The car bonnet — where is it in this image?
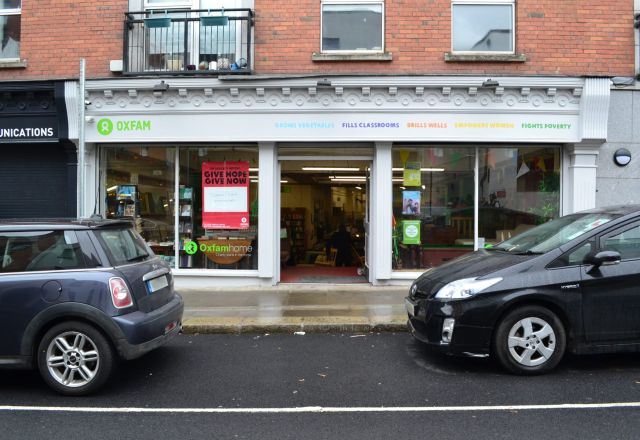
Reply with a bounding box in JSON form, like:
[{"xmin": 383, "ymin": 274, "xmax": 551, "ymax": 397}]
[{"xmin": 413, "ymin": 249, "xmax": 536, "ymax": 297}]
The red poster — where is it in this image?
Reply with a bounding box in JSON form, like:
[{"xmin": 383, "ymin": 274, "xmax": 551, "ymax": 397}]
[{"xmin": 202, "ymin": 161, "xmax": 250, "ymax": 229}]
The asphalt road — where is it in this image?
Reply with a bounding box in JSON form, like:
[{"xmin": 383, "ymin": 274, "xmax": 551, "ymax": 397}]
[{"xmin": 2, "ymin": 332, "xmax": 640, "ymax": 439}]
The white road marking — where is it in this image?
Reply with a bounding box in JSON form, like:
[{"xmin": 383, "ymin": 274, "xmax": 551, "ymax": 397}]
[{"xmin": 1, "ymin": 402, "xmax": 640, "ymax": 414}]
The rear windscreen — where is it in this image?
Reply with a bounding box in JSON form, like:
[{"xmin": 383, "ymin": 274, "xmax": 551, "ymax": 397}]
[{"xmin": 96, "ymin": 227, "xmax": 151, "ymax": 266}]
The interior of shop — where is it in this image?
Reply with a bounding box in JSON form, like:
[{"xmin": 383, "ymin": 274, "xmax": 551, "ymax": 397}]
[
  {"xmin": 104, "ymin": 145, "xmax": 260, "ymax": 271},
  {"xmin": 279, "ymin": 160, "xmax": 369, "ymax": 284},
  {"xmin": 391, "ymin": 145, "xmax": 560, "ymax": 271}
]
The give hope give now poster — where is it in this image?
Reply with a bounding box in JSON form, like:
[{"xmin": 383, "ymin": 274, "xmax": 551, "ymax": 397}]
[{"xmin": 202, "ymin": 161, "xmax": 250, "ymax": 229}]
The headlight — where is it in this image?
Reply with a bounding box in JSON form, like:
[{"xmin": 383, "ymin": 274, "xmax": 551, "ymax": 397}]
[{"xmin": 434, "ymin": 277, "xmax": 502, "ymax": 300}]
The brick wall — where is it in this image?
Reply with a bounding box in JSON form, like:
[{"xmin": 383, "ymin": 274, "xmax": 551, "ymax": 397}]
[
  {"xmin": 0, "ymin": 0, "xmax": 634, "ymax": 81},
  {"xmin": 255, "ymin": 0, "xmax": 637, "ymax": 76},
  {"xmin": 0, "ymin": 0, "xmax": 127, "ymax": 81}
]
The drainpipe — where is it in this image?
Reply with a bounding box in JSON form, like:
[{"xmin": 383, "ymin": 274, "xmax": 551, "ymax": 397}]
[{"xmin": 78, "ymin": 59, "xmax": 86, "ymax": 218}]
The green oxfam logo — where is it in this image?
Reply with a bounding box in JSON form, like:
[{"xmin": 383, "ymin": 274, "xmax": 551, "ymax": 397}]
[
  {"xmin": 97, "ymin": 118, "xmax": 114, "ymax": 136},
  {"xmin": 184, "ymin": 241, "xmax": 198, "ymax": 255},
  {"xmin": 96, "ymin": 118, "xmax": 151, "ymax": 136}
]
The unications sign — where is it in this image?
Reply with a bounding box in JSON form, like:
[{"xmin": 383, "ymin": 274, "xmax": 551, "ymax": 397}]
[{"xmin": 0, "ymin": 116, "xmax": 58, "ymax": 143}]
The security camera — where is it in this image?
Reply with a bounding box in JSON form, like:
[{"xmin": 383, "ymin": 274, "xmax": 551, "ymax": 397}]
[
  {"xmin": 84, "ymin": 99, "xmax": 92, "ymax": 106},
  {"xmin": 85, "ymin": 116, "xmax": 95, "ymax": 123}
]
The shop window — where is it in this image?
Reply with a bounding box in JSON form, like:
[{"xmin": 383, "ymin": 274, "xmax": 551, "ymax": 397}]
[
  {"xmin": 478, "ymin": 147, "xmax": 560, "ymax": 246},
  {"xmin": 0, "ymin": 0, "xmax": 21, "ymax": 60},
  {"xmin": 451, "ymin": 0, "xmax": 514, "ymax": 53},
  {"xmin": 178, "ymin": 147, "xmax": 258, "ymax": 270},
  {"xmin": 104, "ymin": 147, "xmax": 177, "ymax": 267},
  {"xmin": 392, "ymin": 146, "xmax": 476, "ymax": 271},
  {"xmin": 321, "ymin": 1, "xmax": 384, "ymax": 52}
]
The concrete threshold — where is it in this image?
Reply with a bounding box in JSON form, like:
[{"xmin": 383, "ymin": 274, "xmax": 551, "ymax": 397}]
[
  {"xmin": 178, "ymin": 283, "xmax": 410, "ymax": 334},
  {"xmin": 182, "ymin": 316, "xmax": 408, "ymax": 334}
]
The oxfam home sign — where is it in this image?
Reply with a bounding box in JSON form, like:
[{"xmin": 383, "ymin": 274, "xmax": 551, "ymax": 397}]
[{"xmin": 97, "ymin": 118, "xmax": 151, "ymax": 136}]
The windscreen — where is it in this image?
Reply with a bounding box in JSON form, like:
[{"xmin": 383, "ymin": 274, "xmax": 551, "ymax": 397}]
[
  {"xmin": 96, "ymin": 227, "xmax": 151, "ymax": 266},
  {"xmin": 492, "ymin": 213, "xmax": 618, "ymax": 254}
]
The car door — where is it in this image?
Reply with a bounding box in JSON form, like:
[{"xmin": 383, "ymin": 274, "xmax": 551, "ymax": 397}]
[
  {"xmin": 0, "ymin": 230, "xmax": 88, "ymax": 356},
  {"xmin": 581, "ymin": 220, "xmax": 640, "ymax": 344}
]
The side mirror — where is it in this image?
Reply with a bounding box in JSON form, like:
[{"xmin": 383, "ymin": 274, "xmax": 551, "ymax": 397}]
[{"xmin": 583, "ymin": 250, "xmax": 621, "ymax": 267}]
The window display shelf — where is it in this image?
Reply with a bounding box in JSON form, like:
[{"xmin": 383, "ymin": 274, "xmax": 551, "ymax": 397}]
[{"xmin": 178, "ymin": 185, "xmax": 194, "ymax": 268}]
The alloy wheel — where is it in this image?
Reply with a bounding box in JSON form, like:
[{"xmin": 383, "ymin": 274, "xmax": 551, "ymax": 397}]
[
  {"xmin": 45, "ymin": 331, "xmax": 100, "ymax": 388},
  {"xmin": 507, "ymin": 316, "xmax": 556, "ymax": 367}
]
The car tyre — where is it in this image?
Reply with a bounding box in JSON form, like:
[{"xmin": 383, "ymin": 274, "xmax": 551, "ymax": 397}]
[
  {"xmin": 493, "ymin": 305, "xmax": 566, "ymax": 375},
  {"xmin": 37, "ymin": 321, "xmax": 115, "ymax": 396}
]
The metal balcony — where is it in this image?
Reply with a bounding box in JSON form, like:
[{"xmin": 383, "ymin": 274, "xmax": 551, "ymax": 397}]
[{"xmin": 123, "ymin": 8, "xmax": 253, "ymax": 75}]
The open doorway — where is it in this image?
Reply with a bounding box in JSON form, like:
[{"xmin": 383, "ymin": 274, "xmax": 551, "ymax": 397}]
[{"xmin": 279, "ymin": 159, "xmax": 370, "ymax": 284}]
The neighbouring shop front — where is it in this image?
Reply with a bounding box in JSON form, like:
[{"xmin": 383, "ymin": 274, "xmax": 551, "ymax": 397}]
[
  {"xmin": 83, "ymin": 76, "xmax": 610, "ymax": 287},
  {"xmin": 0, "ymin": 81, "xmax": 76, "ymax": 219}
]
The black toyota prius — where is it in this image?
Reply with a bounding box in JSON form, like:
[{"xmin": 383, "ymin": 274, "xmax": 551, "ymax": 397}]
[{"xmin": 405, "ymin": 204, "xmax": 640, "ymax": 375}]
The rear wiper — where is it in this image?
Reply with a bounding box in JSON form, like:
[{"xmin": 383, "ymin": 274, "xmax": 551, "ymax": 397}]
[{"xmin": 127, "ymin": 253, "xmax": 149, "ymax": 262}]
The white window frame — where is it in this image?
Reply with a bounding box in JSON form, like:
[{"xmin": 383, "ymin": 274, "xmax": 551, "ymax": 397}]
[
  {"xmin": 320, "ymin": 0, "xmax": 385, "ymax": 54},
  {"xmin": 451, "ymin": 0, "xmax": 515, "ymax": 55},
  {"xmin": 144, "ymin": 0, "xmax": 195, "ymax": 8},
  {"xmin": 0, "ymin": 1, "xmax": 21, "ymax": 61}
]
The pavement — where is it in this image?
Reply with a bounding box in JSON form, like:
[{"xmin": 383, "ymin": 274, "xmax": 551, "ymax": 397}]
[{"xmin": 180, "ymin": 284, "xmax": 410, "ymax": 334}]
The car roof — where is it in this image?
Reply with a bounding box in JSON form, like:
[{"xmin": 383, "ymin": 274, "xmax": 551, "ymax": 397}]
[
  {"xmin": 578, "ymin": 204, "xmax": 640, "ymax": 217},
  {"xmin": 0, "ymin": 217, "xmax": 134, "ymax": 231}
]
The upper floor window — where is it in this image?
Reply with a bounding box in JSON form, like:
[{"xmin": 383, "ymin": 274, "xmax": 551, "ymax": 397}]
[
  {"xmin": 0, "ymin": 0, "xmax": 20, "ymax": 60},
  {"xmin": 451, "ymin": 0, "xmax": 514, "ymax": 54},
  {"xmin": 321, "ymin": 1, "xmax": 384, "ymax": 53},
  {"xmin": 137, "ymin": 0, "xmax": 251, "ymax": 72}
]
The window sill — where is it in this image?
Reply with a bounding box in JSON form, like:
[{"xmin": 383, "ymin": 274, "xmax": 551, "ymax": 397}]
[
  {"xmin": 444, "ymin": 53, "xmax": 526, "ymax": 62},
  {"xmin": 312, "ymin": 52, "xmax": 393, "ymax": 62},
  {"xmin": 0, "ymin": 59, "xmax": 27, "ymax": 69}
]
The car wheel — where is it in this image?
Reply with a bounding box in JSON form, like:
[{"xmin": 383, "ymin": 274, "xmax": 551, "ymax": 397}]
[
  {"xmin": 493, "ymin": 306, "xmax": 566, "ymax": 375},
  {"xmin": 37, "ymin": 321, "xmax": 115, "ymax": 396}
]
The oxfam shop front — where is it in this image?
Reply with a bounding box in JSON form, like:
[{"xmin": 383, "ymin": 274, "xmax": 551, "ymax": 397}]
[{"xmin": 83, "ymin": 76, "xmax": 610, "ymax": 288}]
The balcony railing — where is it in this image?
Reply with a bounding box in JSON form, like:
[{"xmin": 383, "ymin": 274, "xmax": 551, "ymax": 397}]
[{"xmin": 124, "ymin": 8, "xmax": 253, "ymax": 75}]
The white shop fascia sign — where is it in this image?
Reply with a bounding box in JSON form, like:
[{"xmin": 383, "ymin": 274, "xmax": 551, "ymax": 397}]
[{"xmin": 87, "ymin": 113, "xmax": 580, "ymax": 143}]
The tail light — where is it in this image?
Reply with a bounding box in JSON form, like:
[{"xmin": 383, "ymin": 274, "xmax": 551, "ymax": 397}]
[{"xmin": 109, "ymin": 277, "xmax": 133, "ymax": 309}]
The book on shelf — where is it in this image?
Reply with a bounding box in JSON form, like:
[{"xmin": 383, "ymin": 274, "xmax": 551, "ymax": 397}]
[
  {"xmin": 179, "ymin": 186, "xmax": 193, "ymax": 200},
  {"xmin": 180, "ymin": 204, "xmax": 192, "ymax": 216}
]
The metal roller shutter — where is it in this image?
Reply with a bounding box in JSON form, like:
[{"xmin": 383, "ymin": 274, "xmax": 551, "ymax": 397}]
[{"xmin": 0, "ymin": 143, "xmax": 76, "ymax": 219}]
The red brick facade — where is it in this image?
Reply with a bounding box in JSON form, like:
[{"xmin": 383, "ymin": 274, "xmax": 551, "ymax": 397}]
[
  {"xmin": 254, "ymin": 0, "xmax": 636, "ymax": 76},
  {"xmin": 0, "ymin": 0, "xmax": 126, "ymax": 81},
  {"xmin": 0, "ymin": 0, "xmax": 635, "ymax": 81}
]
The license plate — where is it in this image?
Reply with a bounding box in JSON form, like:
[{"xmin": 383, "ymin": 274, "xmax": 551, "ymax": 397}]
[
  {"xmin": 147, "ymin": 275, "xmax": 168, "ymax": 293},
  {"xmin": 404, "ymin": 298, "xmax": 417, "ymax": 317}
]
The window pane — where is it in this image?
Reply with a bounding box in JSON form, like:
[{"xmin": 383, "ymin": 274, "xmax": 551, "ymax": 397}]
[
  {"xmin": 322, "ymin": 4, "xmax": 382, "ymax": 51},
  {"xmin": 452, "ymin": 4, "xmax": 513, "ymax": 52},
  {"xmin": 178, "ymin": 147, "xmax": 258, "ymax": 270},
  {"xmin": 603, "ymin": 225, "xmax": 640, "ymax": 261},
  {"xmin": 199, "ymin": 19, "xmax": 237, "ymax": 64},
  {"xmin": 105, "ymin": 147, "xmax": 177, "ymax": 268},
  {"xmin": 392, "ymin": 146, "xmax": 475, "ymax": 271},
  {"xmin": 146, "ymin": 12, "xmax": 191, "ymax": 70},
  {"xmin": 0, "ymin": 1, "xmax": 20, "ymax": 9},
  {"xmin": 0, "ymin": 231, "xmax": 86, "ymax": 272},
  {"xmin": 478, "ymin": 147, "xmax": 560, "ymax": 247},
  {"xmin": 0, "ymin": 15, "xmax": 20, "ymax": 59}
]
